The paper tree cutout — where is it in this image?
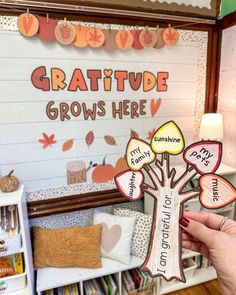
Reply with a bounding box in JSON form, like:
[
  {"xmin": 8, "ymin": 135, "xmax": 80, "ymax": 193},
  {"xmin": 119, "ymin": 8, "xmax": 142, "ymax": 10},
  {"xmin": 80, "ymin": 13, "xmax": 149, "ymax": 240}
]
[{"xmin": 115, "ymin": 120, "xmax": 228, "ymax": 282}]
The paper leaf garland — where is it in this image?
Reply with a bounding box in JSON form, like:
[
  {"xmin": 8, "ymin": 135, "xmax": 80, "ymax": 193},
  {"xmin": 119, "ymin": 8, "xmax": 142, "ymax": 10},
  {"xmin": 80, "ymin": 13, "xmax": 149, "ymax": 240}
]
[
  {"xmin": 163, "ymin": 27, "xmax": 179, "ymax": 46},
  {"xmin": 151, "ymin": 121, "xmax": 184, "ymax": 155},
  {"xmin": 87, "ymin": 28, "xmax": 105, "ymax": 48},
  {"xmin": 115, "ymin": 170, "xmax": 144, "ymax": 201},
  {"xmin": 139, "ymin": 29, "xmax": 157, "ymax": 48},
  {"xmin": 55, "ymin": 23, "xmax": 76, "ymax": 45},
  {"xmin": 131, "ymin": 30, "xmax": 144, "ymax": 50},
  {"xmin": 183, "ymin": 141, "xmax": 222, "ymax": 174},
  {"xmin": 37, "ymin": 16, "xmax": 57, "ymax": 41},
  {"xmin": 199, "ymin": 174, "xmax": 236, "ymax": 209},
  {"xmin": 116, "ymin": 30, "xmax": 134, "ymax": 50},
  {"xmin": 17, "ymin": 13, "xmax": 39, "ymax": 37},
  {"xmin": 73, "ymin": 25, "xmax": 89, "ymax": 48},
  {"xmin": 126, "ymin": 138, "xmax": 155, "ymax": 171}
]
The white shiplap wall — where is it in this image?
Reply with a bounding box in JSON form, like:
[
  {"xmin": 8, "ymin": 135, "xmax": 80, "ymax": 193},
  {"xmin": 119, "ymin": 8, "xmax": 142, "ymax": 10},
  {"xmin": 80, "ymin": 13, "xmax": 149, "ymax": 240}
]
[{"xmin": 0, "ymin": 28, "xmax": 207, "ymax": 194}]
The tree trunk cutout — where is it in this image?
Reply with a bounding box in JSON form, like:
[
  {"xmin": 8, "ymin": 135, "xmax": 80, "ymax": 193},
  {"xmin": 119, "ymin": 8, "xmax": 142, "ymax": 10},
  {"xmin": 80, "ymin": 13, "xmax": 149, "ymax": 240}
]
[{"xmin": 67, "ymin": 160, "xmax": 91, "ymax": 184}]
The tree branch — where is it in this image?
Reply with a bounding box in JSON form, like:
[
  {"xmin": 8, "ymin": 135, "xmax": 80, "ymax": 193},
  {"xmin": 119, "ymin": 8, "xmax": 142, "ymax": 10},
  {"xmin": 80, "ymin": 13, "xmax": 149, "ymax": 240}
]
[
  {"xmin": 174, "ymin": 166, "xmax": 198, "ymax": 193},
  {"xmin": 143, "ymin": 183, "xmax": 158, "ymax": 199},
  {"xmin": 169, "ymin": 168, "xmax": 176, "ymax": 183},
  {"xmin": 161, "ymin": 153, "xmax": 170, "ymax": 183},
  {"xmin": 143, "ymin": 164, "xmax": 162, "ymax": 188},
  {"xmin": 180, "ymin": 188, "xmax": 200, "ymax": 202}
]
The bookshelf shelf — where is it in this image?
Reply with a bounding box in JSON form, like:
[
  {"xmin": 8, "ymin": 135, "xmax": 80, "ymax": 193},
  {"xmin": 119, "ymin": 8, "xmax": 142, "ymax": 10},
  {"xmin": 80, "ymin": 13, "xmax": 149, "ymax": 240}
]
[
  {"xmin": 37, "ymin": 256, "xmax": 144, "ymax": 293},
  {"xmin": 0, "ymin": 186, "xmax": 34, "ymax": 295}
]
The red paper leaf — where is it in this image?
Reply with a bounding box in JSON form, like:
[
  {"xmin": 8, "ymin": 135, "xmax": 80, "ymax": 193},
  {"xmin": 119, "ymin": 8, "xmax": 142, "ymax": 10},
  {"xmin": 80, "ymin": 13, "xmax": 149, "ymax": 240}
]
[
  {"xmin": 130, "ymin": 129, "xmax": 139, "ymax": 139},
  {"xmin": 62, "ymin": 139, "xmax": 74, "ymax": 152},
  {"xmin": 104, "ymin": 135, "xmax": 117, "ymax": 146},
  {"xmin": 86, "ymin": 131, "xmax": 94, "ymax": 147},
  {"xmin": 147, "ymin": 128, "xmax": 156, "ymax": 140},
  {"xmin": 38, "ymin": 133, "xmax": 57, "ymax": 149},
  {"xmin": 150, "ymin": 98, "xmax": 161, "ymax": 117}
]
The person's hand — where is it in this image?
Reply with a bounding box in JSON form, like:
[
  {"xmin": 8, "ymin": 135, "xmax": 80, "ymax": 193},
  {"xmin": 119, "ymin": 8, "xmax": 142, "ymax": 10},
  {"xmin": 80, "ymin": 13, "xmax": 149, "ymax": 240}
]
[{"xmin": 179, "ymin": 212, "xmax": 236, "ymax": 295}]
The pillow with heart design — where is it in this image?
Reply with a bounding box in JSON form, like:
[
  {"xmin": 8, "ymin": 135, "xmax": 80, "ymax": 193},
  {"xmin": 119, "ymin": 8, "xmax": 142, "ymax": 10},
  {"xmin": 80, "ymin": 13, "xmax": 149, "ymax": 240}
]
[{"xmin": 93, "ymin": 212, "xmax": 136, "ymax": 264}]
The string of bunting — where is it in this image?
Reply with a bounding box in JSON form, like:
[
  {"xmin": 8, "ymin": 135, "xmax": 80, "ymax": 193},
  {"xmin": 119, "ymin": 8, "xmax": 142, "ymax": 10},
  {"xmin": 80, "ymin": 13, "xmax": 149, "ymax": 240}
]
[{"xmin": 16, "ymin": 10, "xmax": 181, "ymax": 50}]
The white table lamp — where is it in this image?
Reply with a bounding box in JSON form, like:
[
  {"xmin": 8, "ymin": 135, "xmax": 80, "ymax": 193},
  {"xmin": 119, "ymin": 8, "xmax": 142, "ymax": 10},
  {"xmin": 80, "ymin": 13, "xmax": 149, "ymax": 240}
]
[{"xmin": 199, "ymin": 113, "xmax": 224, "ymax": 140}]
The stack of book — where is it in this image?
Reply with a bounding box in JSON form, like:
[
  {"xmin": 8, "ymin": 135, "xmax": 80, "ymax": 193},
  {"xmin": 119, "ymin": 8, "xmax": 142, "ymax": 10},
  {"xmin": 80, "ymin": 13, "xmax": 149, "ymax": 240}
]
[
  {"xmin": 84, "ymin": 275, "xmax": 118, "ymax": 295},
  {"xmin": 0, "ymin": 253, "xmax": 24, "ymax": 278},
  {"xmin": 122, "ymin": 268, "xmax": 153, "ymax": 292},
  {"xmin": 0, "ymin": 205, "xmax": 19, "ymax": 238}
]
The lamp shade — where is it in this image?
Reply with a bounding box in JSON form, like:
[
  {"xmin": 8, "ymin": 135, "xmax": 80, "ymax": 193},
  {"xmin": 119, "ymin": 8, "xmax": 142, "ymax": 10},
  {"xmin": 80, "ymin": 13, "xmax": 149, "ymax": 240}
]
[{"xmin": 199, "ymin": 113, "xmax": 224, "ymax": 140}]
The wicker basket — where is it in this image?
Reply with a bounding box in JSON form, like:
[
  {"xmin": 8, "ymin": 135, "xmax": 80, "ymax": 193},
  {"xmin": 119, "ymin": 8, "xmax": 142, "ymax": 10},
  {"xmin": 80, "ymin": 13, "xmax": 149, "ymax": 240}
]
[
  {"xmin": 0, "ymin": 234, "xmax": 21, "ymax": 256},
  {"xmin": 125, "ymin": 282, "xmax": 154, "ymax": 295}
]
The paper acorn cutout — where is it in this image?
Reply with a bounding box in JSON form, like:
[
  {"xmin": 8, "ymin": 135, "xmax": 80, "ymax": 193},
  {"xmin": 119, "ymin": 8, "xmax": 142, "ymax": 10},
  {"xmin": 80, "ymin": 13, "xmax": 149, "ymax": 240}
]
[
  {"xmin": 87, "ymin": 28, "xmax": 105, "ymax": 48},
  {"xmin": 139, "ymin": 28, "xmax": 157, "ymax": 48},
  {"xmin": 116, "ymin": 30, "xmax": 134, "ymax": 50},
  {"xmin": 115, "ymin": 120, "xmax": 235, "ymax": 282},
  {"xmin": 73, "ymin": 25, "xmax": 89, "ymax": 48},
  {"xmin": 17, "ymin": 12, "xmax": 39, "ymax": 37},
  {"xmin": 55, "ymin": 22, "xmax": 76, "ymax": 45}
]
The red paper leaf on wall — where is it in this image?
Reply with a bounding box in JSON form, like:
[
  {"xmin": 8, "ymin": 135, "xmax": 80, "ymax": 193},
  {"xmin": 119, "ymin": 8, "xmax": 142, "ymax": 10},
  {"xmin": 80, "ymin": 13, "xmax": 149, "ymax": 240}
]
[
  {"xmin": 147, "ymin": 128, "xmax": 156, "ymax": 140},
  {"xmin": 150, "ymin": 98, "xmax": 161, "ymax": 117},
  {"xmin": 130, "ymin": 129, "xmax": 139, "ymax": 139},
  {"xmin": 62, "ymin": 139, "xmax": 74, "ymax": 152},
  {"xmin": 104, "ymin": 135, "xmax": 117, "ymax": 146},
  {"xmin": 86, "ymin": 131, "xmax": 95, "ymax": 147},
  {"xmin": 38, "ymin": 133, "xmax": 57, "ymax": 148}
]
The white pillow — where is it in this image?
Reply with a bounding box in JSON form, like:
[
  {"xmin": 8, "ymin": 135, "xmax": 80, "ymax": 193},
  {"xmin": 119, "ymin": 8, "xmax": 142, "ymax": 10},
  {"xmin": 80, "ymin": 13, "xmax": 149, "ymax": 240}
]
[
  {"xmin": 93, "ymin": 212, "xmax": 136, "ymax": 264},
  {"xmin": 113, "ymin": 208, "xmax": 153, "ymax": 259}
]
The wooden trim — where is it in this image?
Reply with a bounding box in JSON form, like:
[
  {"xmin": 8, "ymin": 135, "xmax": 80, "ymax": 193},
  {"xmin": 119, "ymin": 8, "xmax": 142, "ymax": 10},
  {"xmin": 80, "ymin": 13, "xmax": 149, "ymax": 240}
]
[
  {"xmin": 219, "ymin": 11, "xmax": 236, "ymax": 29},
  {"xmin": 27, "ymin": 189, "xmax": 135, "ymax": 218}
]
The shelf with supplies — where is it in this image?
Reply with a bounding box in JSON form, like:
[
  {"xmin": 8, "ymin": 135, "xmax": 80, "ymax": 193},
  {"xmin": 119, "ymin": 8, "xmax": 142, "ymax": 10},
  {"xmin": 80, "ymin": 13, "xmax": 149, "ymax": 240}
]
[
  {"xmin": 144, "ymin": 163, "xmax": 236, "ymax": 294},
  {"xmin": 0, "ymin": 185, "xmax": 34, "ymax": 295}
]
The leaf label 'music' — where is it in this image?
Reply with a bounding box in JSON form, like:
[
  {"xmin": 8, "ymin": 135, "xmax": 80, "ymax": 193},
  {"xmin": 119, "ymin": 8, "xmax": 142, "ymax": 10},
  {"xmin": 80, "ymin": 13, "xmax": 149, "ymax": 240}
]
[
  {"xmin": 126, "ymin": 139, "xmax": 155, "ymax": 171},
  {"xmin": 183, "ymin": 141, "xmax": 222, "ymax": 174},
  {"xmin": 115, "ymin": 170, "xmax": 144, "ymax": 201}
]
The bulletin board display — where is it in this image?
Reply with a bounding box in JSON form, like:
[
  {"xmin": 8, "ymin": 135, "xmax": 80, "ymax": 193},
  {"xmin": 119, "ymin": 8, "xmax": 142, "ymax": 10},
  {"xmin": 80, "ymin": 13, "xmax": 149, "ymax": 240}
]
[{"xmin": 0, "ymin": 16, "xmax": 207, "ymax": 197}]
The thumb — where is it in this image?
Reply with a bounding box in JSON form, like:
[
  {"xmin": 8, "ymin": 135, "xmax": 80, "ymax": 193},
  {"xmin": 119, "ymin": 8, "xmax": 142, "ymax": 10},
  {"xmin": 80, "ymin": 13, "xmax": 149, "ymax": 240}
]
[{"xmin": 179, "ymin": 217, "xmax": 216, "ymax": 247}]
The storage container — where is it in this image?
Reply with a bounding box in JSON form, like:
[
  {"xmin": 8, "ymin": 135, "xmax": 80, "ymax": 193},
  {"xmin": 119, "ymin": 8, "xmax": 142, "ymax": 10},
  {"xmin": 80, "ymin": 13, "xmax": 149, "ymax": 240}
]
[
  {"xmin": 124, "ymin": 282, "xmax": 154, "ymax": 295},
  {"xmin": 0, "ymin": 273, "xmax": 26, "ymax": 293},
  {"xmin": 0, "ymin": 234, "xmax": 21, "ymax": 256}
]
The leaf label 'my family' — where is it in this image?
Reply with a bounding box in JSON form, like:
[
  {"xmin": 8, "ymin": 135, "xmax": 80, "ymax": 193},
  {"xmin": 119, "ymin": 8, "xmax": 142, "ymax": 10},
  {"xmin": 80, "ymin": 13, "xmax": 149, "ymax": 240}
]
[
  {"xmin": 183, "ymin": 141, "xmax": 222, "ymax": 174},
  {"xmin": 126, "ymin": 138, "xmax": 155, "ymax": 171}
]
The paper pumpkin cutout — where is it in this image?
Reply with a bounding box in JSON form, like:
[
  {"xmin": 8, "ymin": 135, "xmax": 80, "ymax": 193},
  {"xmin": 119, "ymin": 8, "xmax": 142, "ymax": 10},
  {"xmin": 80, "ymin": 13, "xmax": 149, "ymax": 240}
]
[
  {"xmin": 103, "ymin": 29, "xmax": 117, "ymax": 51},
  {"xmin": 73, "ymin": 25, "xmax": 89, "ymax": 48},
  {"xmin": 116, "ymin": 30, "xmax": 134, "ymax": 50},
  {"xmin": 200, "ymin": 174, "xmax": 236, "ymax": 209},
  {"xmin": 151, "ymin": 121, "xmax": 185, "ymax": 155},
  {"xmin": 131, "ymin": 30, "xmax": 144, "ymax": 50},
  {"xmin": 163, "ymin": 27, "xmax": 179, "ymax": 46},
  {"xmin": 183, "ymin": 141, "xmax": 222, "ymax": 175},
  {"xmin": 37, "ymin": 16, "xmax": 57, "ymax": 41},
  {"xmin": 139, "ymin": 29, "xmax": 157, "ymax": 48},
  {"xmin": 154, "ymin": 28, "xmax": 165, "ymax": 49},
  {"xmin": 55, "ymin": 23, "xmax": 76, "ymax": 45},
  {"xmin": 115, "ymin": 170, "xmax": 144, "ymax": 201},
  {"xmin": 17, "ymin": 13, "xmax": 39, "ymax": 37},
  {"xmin": 126, "ymin": 138, "xmax": 155, "ymax": 171},
  {"xmin": 87, "ymin": 28, "xmax": 105, "ymax": 48}
]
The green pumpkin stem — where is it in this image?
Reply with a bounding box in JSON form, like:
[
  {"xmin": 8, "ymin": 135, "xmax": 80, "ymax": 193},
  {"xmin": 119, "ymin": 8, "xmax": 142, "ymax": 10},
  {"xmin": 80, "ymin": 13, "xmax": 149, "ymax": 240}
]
[{"xmin": 102, "ymin": 156, "xmax": 107, "ymax": 166}]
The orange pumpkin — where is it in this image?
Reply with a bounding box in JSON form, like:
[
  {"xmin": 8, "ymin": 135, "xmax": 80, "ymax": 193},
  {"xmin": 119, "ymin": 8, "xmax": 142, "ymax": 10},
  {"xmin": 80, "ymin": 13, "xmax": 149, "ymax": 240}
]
[
  {"xmin": 114, "ymin": 156, "xmax": 129, "ymax": 175},
  {"xmin": 92, "ymin": 156, "xmax": 115, "ymax": 183}
]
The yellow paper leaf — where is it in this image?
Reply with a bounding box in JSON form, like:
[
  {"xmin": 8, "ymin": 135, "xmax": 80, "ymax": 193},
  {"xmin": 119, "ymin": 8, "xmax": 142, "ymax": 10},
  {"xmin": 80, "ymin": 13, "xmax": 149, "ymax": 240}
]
[{"xmin": 151, "ymin": 121, "xmax": 185, "ymax": 155}]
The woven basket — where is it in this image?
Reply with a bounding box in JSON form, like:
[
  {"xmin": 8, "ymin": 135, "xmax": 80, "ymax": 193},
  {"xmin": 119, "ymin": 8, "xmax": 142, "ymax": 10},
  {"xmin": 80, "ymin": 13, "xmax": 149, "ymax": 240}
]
[
  {"xmin": 0, "ymin": 234, "xmax": 21, "ymax": 256},
  {"xmin": 125, "ymin": 282, "xmax": 154, "ymax": 295}
]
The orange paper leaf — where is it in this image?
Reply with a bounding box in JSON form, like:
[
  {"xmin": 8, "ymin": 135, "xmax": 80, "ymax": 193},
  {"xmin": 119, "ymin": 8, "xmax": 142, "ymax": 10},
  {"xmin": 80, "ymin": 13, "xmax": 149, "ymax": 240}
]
[
  {"xmin": 62, "ymin": 139, "xmax": 74, "ymax": 152},
  {"xmin": 104, "ymin": 135, "xmax": 117, "ymax": 146},
  {"xmin": 130, "ymin": 129, "xmax": 139, "ymax": 139}
]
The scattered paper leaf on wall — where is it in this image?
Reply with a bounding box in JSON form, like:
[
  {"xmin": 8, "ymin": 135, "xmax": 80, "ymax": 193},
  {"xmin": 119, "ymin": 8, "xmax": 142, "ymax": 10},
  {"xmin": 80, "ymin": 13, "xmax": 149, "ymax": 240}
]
[
  {"xmin": 38, "ymin": 133, "xmax": 57, "ymax": 149},
  {"xmin": 86, "ymin": 131, "xmax": 95, "ymax": 147},
  {"xmin": 130, "ymin": 129, "xmax": 139, "ymax": 138},
  {"xmin": 62, "ymin": 139, "xmax": 74, "ymax": 152},
  {"xmin": 104, "ymin": 135, "xmax": 117, "ymax": 146},
  {"xmin": 147, "ymin": 128, "xmax": 156, "ymax": 140}
]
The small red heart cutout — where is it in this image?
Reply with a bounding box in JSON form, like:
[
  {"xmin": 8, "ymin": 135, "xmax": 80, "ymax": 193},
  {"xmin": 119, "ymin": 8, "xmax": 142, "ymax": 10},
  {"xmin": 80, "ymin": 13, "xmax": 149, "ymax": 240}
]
[
  {"xmin": 200, "ymin": 174, "xmax": 236, "ymax": 209},
  {"xmin": 115, "ymin": 170, "xmax": 144, "ymax": 201},
  {"xmin": 183, "ymin": 141, "xmax": 222, "ymax": 174}
]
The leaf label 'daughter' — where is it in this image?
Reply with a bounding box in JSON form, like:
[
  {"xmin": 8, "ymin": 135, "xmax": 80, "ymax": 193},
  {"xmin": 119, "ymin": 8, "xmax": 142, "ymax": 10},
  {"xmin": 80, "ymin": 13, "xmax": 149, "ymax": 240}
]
[
  {"xmin": 126, "ymin": 138, "xmax": 155, "ymax": 171},
  {"xmin": 183, "ymin": 141, "xmax": 222, "ymax": 174},
  {"xmin": 151, "ymin": 121, "xmax": 184, "ymax": 155}
]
